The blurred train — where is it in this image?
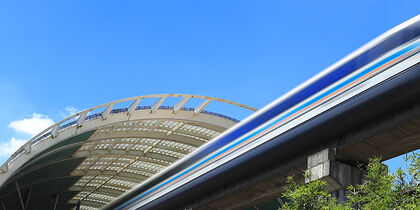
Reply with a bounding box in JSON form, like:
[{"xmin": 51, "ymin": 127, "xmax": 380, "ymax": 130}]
[{"xmin": 107, "ymin": 15, "xmax": 420, "ymax": 210}]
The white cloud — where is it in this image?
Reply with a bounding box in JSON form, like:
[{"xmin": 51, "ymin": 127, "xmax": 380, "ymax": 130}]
[
  {"xmin": 60, "ymin": 105, "xmax": 80, "ymax": 118},
  {"xmin": 0, "ymin": 137, "xmax": 27, "ymax": 157},
  {"xmin": 8, "ymin": 113, "xmax": 54, "ymax": 137},
  {"xmin": 2, "ymin": 106, "xmax": 79, "ymax": 159},
  {"xmin": 65, "ymin": 105, "xmax": 79, "ymax": 116}
]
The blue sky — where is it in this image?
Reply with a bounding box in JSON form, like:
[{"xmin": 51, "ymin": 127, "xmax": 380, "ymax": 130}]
[{"xmin": 0, "ymin": 1, "xmax": 419, "ymax": 172}]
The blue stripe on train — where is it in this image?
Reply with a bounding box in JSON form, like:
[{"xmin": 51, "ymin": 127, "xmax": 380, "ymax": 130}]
[{"xmin": 120, "ymin": 23, "xmax": 420, "ymax": 209}]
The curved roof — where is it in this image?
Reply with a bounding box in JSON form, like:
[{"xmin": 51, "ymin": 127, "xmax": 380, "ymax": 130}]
[{"xmin": 0, "ymin": 94, "xmax": 256, "ymax": 210}]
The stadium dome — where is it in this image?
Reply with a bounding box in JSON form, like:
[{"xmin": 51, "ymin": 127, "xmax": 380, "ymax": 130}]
[{"xmin": 0, "ymin": 94, "xmax": 256, "ymax": 210}]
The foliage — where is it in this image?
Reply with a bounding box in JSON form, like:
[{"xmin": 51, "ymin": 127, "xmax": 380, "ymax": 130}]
[
  {"xmin": 282, "ymin": 152, "xmax": 420, "ymax": 210},
  {"xmin": 346, "ymin": 158, "xmax": 397, "ymax": 209},
  {"xmin": 282, "ymin": 172, "xmax": 350, "ymax": 210}
]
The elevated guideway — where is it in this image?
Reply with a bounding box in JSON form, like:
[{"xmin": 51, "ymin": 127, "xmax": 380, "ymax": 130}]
[{"xmin": 111, "ymin": 15, "xmax": 420, "ymax": 210}]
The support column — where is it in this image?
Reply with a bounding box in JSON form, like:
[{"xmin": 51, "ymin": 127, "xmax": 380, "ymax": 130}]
[
  {"xmin": 1, "ymin": 200, "xmax": 6, "ymax": 210},
  {"xmin": 15, "ymin": 181, "xmax": 25, "ymax": 210},
  {"xmin": 53, "ymin": 193, "xmax": 59, "ymax": 210},
  {"xmin": 24, "ymin": 185, "xmax": 32, "ymax": 210},
  {"xmin": 76, "ymin": 200, "xmax": 81, "ymax": 210},
  {"xmin": 306, "ymin": 148, "xmax": 365, "ymax": 201}
]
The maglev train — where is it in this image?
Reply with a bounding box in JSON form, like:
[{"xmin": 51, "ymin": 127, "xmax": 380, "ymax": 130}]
[{"xmin": 107, "ymin": 15, "xmax": 420, "ymax": 210}]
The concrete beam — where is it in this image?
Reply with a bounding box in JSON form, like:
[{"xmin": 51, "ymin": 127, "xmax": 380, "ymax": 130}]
[
  {"xmin": 186, "ymin": 155, "xmax": 307, "ymax": 209},
  {"xmin": 306, "ymin": 148, "xmax": 365, "ymax": 202}
]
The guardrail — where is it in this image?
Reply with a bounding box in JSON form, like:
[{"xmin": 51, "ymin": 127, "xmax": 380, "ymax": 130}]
[{"xmin": 0, "ymin": 94, "xmax": 257, "ymax": 174}]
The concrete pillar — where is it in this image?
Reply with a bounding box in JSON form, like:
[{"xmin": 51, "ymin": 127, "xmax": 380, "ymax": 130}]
[{"xmin": 306, "ymin": 148, "xmax": 365, "ymax": 201}]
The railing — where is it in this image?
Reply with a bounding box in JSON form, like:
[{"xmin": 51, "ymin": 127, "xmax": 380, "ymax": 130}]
[{"xmin": 0, "ymin": 94, "xmax": 257, "ymax": 174}]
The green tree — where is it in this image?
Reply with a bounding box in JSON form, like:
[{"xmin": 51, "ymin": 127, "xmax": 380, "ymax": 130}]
[
  {"xmin": 346, "ymin": 158, "xmax": 396, "ymax": 209},
  {"xmin": 282, "ymin": 152, "xmax": 420, "ymax": 210},
  {"xmin": 282, "ymin": 172, "xmax": 350, "ymax": 210}
]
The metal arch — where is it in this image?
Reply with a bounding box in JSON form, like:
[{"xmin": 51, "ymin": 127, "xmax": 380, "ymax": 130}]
[
  {"xmin": 1, "ymin": 94, "xmax": 256, "ymax": 175},
  {"xmin": 15, "ymin": 117, "xmax": 224, "ymax": 178},
  {"xmin": 0, "ymin": 117, "xmax": 229, "ymax": 188},
  {"xmin": 0, "ymin": 94, "xmax": 256, "ymax": 210}
]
